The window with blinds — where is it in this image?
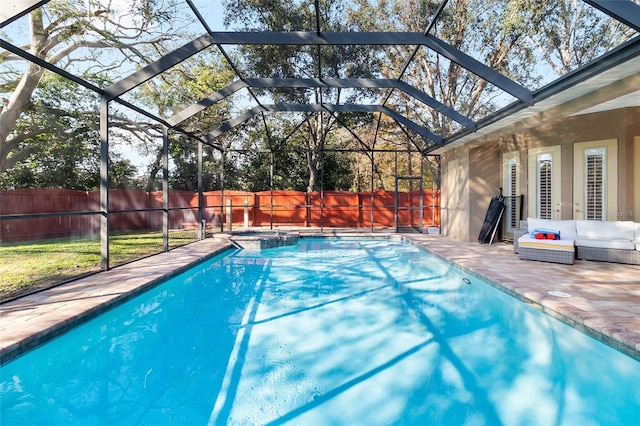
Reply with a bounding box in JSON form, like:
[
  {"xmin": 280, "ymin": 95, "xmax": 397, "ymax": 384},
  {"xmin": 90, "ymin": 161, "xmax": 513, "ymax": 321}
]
[
  {"xmin": 538, "ymin": 155, "xmax": 552, "ymax": 219},
  {"xmin": 585, "ymin": 148, "xmax": 605, "ymax": 220}
]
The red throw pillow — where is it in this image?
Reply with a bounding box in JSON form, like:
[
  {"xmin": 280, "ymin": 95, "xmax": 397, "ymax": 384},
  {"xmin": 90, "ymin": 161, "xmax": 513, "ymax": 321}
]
[
  {"xmin": 547, "ymin": 234, "xmax": 555, "ymax": 240},
  {"xmin": 535, "ymin": 233, "xmax": 545, "ymax": 239}
]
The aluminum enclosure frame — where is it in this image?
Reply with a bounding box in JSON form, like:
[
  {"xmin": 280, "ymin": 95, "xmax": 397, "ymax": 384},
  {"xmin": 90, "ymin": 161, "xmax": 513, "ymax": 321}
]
[{"xmin": 1, "ymin": 0, "xmax": 640, "ymax": 272}]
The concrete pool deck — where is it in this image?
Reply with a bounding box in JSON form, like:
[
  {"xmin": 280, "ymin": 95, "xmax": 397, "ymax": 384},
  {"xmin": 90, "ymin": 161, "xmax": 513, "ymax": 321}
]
[{"xmin": 2, "ymin": 230, "xmax": 640, "ymax": 364}]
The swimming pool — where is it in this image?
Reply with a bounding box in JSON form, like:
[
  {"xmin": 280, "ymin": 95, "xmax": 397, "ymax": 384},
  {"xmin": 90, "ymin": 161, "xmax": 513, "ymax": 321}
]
[{"xmin": 2, "ymin": 238, "xmax": 640, "ymax": 425}]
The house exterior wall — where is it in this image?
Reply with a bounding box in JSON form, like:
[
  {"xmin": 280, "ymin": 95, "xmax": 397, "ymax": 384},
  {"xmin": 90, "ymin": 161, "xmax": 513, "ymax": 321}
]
[
  {"xmin": 441, "ymin": 147, "xmax": 469, "ymax": 241},
  {"xmin": 468, "ymin": 143, "xmax": 501, "ymax": 241},
  {"xmin": 441, "ymin": 106, "xmax": 640, "ymax": 241}
]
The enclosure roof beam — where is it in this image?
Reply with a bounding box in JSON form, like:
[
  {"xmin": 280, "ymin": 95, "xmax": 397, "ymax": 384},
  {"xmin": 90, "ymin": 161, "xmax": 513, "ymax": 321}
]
[
  {"xmin": 326, "ymin": 112, "xmax": 373, "ymax": 153},
  {"xmin": 183, "ymin": 0, "xmax": 266, "ymax": 117},
  {"xmin": 280, "ymin": 113, "xmax": 315, "ymax": 149},
  {"xmin": 220, "ymin": 31, "xmax": 531, "ymax": 102},
  {"xmin": 207, "ymin": 104, "xmax": 442, "ymax": 145},
  {"xmin": 6, "ymin": 0, "xmax": 636, "ymax": 153},
  {"xmin": 396, "ymin": 0, "xmax": 449, "ymax": 81},
  {"xmin": 1, "ymin": 39, "xmax": 103, "ymax": 94},
  {"xmin": 360, "ymin": 106, "xmax": 441, "ymax": 146},
  {"xmin": 110, "ymin": 30, "xmax": 532, "ymax": 106},
  {"xmin": 168, "ymin": 77, "xmax": 475, "ymax": 129},
  {"xmin": 0, "ymin": 41, "xmax": 210, "ymax": 148},
  {"xmin": 392, "ymin": 117, "xmax": 429, "ymax": 153},
  {"xmin": 252, "ymin": 78, "xmax": 473, "ymax": 126},
  {"xmin": 206, "ymin": 107, "xmax": 264, "ymax": 142},
  {"xmin": 167, "ymin": 80, "xmax": 248, "ymax": 126},
  {"xmin": 395, "ymin": 81, "xmax": 474, "ymax": 128},
  {"xmin": 439, "ymin": 35, "xmax": 640, "ymax": 153},
  {"xmin": 421, "ymin": 34, "xmax": 533, "ymax": 105},
  {"xmin": 104, "ymin": 34, "xmax": 215, "ymax": 100},
  {"xmin": 184, "ymin": 0, "xmax": 213, "ymax": 34},
  {"xmin": 205, "ymin": 31, "xmax": 531, "ymax": 104},
  {"xmin": 583, "ymin": 0, "xmax": 640, "ymax": 32},
  {"xmin": 107, "ymin": 30, "xmax": 427, "ymax": 102}
]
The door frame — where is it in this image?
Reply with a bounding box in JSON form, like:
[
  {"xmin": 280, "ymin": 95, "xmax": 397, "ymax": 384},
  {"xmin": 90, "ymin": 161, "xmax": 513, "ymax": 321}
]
[
  {"xmin": 527, "ymin": 146, "xmax": 562, "ymax": 219},
  {"xmin": 572, "ymin": 139, "xmax": 617, "ymax": 220}
]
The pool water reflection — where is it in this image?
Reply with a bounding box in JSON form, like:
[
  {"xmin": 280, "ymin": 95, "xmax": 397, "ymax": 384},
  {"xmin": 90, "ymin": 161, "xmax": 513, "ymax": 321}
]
[{"xmin": 2, "ymin": 238, "xmax": 639, "ymax": 425}]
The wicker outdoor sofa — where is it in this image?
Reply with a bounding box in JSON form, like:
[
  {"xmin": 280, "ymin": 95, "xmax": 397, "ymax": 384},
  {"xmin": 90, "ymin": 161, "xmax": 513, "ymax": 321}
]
[{"xmin": 514, "ymin": 218, "xmax": 640, "ymax": 265}]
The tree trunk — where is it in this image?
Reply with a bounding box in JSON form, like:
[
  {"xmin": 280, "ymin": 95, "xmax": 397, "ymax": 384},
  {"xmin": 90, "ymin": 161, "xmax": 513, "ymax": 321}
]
[
  {"xmin": 145, "ymin": 148, "xmax": 163, "ymax": 192},
  {"xmin": 0, "ymin": 10, "xmax": 48, "ymax": 174}
]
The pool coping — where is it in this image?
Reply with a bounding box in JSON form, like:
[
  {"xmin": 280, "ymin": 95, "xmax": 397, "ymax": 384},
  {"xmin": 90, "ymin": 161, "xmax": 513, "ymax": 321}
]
[
  {"xmin": 401, "ymin": 234, "xmax": 640, "ymax": 361},
  {"xmin": 2, "ymin": 230, "xmax": 640, "ymax": 364},
  {"xmin": 0, "ymin": 237, "xmax": 235, "ymax": 364},
  {"xmin": 0, "ymin": 231, "xmax": 396, "ymax": 364}
]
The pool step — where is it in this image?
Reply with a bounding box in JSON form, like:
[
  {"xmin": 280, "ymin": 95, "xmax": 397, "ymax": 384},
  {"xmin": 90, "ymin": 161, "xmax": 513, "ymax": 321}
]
[{"xmin": 230, "ymin": 232, "xmax": 299, "ymax": 250}]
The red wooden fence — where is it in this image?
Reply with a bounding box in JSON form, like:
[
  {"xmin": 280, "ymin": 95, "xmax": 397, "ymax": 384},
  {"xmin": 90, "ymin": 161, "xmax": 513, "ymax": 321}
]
[{"xmin": 0, "ymin": 188, "xmax": 440, "ymax": 242}]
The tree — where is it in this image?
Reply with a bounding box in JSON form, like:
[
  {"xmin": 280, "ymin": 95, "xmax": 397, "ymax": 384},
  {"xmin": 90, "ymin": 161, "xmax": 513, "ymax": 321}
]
[
  {"xmin": 356, "ymin": 0, "xmax": 635, "ymax": 139},
  {"xmin": 0, "ymin": 0, "xmax": 184, "ymax": 181},
  {"xmin": 228, "ymin": 116, "xmax": 310, "ymax": 192},
  {"xmin": 358, "ymin": 0, "xmax": 550, "ymax": 137},
  {"xmin": 228, "ymin": 111, "xmax": 361, "ymax": 192},
  {"xmin": 134, "ymin": 53, "xmax": 236, "ymax": 191},
  {"xmin": 0, "ymin": 72, "xmax": 138, "ymax": 189},
  {"xmin": 530, "ymin": 0, "xmax": 637, "ymax": 74},
  {"xmin": 109, "ymin": 154, "xmax": 141, "ymax": 190},
  {"xmin": 223, "ymin": 0, "xmax": 382, "ymax": 191}
]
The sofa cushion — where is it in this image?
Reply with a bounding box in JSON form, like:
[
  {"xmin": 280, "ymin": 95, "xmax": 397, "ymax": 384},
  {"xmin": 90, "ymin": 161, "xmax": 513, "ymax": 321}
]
[
  {"xmin": 526, "ymin": 218, "xmax": 576, "ymax": 239},
  {"xmin": 575, "ymin": 238, "xmax": 636, "ymax": 250},
  {"xmin": 576, "ymin": 220, "xmax": 636, "ymax": 241},
  {"xmin": 518, "ymin": 234, "xmax": 575, "ymax": 252}
]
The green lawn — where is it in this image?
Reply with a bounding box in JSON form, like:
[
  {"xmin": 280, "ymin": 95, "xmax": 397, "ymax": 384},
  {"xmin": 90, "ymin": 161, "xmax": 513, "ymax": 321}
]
[{"xmin": 0, "ymin": 230, "xmax": 200, "ymax": 301}]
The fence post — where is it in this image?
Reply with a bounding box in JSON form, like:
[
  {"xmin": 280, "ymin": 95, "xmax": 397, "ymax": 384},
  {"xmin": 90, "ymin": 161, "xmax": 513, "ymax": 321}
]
[
  {"xmin": 243, "ymin": 198, "xmax": 249, "ymax": 228},
  {"xmin": 226, "ymin": 198, "xmax": 232, "ymax": 231}
]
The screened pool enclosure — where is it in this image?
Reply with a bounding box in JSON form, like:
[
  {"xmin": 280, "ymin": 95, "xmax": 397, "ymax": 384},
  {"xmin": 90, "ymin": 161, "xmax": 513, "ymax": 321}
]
[{"xmin": 1, "ymin": 0, "xmax": 639, "ymax": 298}]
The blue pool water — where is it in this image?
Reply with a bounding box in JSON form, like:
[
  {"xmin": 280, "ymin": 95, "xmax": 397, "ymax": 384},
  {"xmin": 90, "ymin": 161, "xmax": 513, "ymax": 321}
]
[{"xmin": 2, "ymin": 238, "xmax": 640, "ymax": 425}]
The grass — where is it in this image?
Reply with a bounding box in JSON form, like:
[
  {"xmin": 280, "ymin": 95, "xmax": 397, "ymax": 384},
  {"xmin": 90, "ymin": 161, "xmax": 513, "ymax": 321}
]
[{"xmin": 0, "ymin": 230, "xmax": 200, "ymax": 301}]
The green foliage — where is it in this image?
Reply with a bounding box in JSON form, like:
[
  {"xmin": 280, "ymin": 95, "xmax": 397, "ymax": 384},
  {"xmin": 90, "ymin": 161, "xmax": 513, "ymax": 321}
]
[
  {"xmin": 133, "ymin": 52, "xmax": 235, "ymax": 191},
  {"xmin": 220, "ymin": 0, "xmax": 382, "ymax": 192},
  {"xmin": 0, "ymin": 0, "xmax": 188, "ymax": 185},
  {"xmin": 228, "ymin": 116, "xmax": 360, "ymax": 192},
  {"xmin": 110, "ymin": 155, "xmax": 142, "ymax": 190},
  {"xmin": 166, "ymin": 137, "xmax": 222, "ymax": 191},
  {"xmin": 3, "ymin": 0, "xmax": 635, "ymax": 195},
  {"xmin": 0, "ymin": 73, "xmax": 141, "ymax": 190},
  {"xmin": 137, "ymin": 52, "xmax": 235, "ymax": 120},
  {"xmin": 321, "ymin": 151, "xmax": 356, "ymax": 191},
  {"xmin": 234, "ymin": 149, "xmax": 309, "ymax": 192}
]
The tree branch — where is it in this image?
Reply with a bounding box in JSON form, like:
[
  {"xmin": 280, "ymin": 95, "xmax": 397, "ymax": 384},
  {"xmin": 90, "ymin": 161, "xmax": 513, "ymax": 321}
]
[
  {"xmin": 0, "ymin": 144, "xmax": 39, "ymax": 174},
  {"xmin": 0, "ymin": 128, "xmax": 43, "ymax": 159}
]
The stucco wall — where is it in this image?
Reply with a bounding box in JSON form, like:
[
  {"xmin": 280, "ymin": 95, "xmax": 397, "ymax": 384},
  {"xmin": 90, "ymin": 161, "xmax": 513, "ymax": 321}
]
[
  {"xmin": 468, "ymin": 143, "xmax": 501, "ymax": 241},
  {"xmin": 516, "ymin": 107, "xmax": 638, "ymax": 221},
  {"xmin": 440, "ymin": 106, "xmax": 640, "ymax": 241},
  {"xmin": 441, "ymin": 147, "xmax": 469, "ymax": 241}
]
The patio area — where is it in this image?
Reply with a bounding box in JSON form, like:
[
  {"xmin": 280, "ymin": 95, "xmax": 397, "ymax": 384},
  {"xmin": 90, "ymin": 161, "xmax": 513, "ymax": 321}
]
[
  {"xmin": 2, "ymin": 231, "xmax": 640, "ymax": 364},
  {"xmin": 406, "ymin": 233, "xmax": 640, "ymax": 360}
]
